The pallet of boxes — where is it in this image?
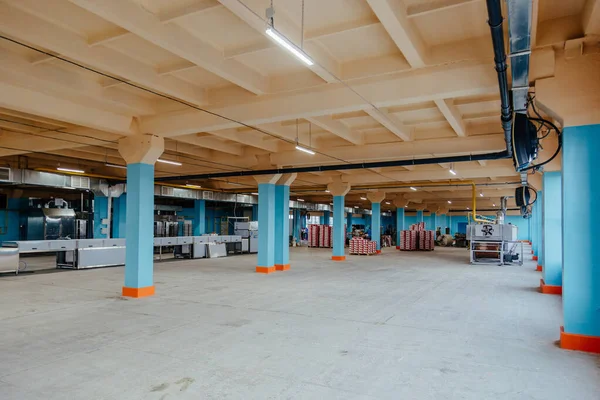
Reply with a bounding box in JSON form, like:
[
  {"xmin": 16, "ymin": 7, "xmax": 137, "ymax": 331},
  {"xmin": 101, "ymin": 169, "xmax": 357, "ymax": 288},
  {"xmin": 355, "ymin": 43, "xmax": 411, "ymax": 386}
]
[
  {"xmin": 349, "ymin": 237, "xmax": 377, "ymax": 255},
  {"xmin": 308, "ymin": 224, "xmax": 332, "ymax": 248},
  {"xmin": 399, "ymin": 222, "xmax": 435, "ymax": 251}
]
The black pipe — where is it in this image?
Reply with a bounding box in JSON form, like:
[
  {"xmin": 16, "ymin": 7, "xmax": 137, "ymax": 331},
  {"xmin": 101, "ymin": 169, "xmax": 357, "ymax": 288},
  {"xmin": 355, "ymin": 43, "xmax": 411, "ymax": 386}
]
[
  {"xmin": 158, "ymin": 151, "xmax": 509, "ymax": 182},
  {"xmin": 486, "ymin": 0, "xmax": 513, "ymax": 158}
]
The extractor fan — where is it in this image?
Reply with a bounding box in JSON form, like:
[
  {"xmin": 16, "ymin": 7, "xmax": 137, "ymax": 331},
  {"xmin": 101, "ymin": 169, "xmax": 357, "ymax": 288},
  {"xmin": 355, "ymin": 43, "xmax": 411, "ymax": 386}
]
[
  {"xmin": 515, "ymin": 185, "xmax": 536, "ymax": 219},
  {"xmin": 512, "ymin": 113, "xmax": 539, "ymax": 171}
]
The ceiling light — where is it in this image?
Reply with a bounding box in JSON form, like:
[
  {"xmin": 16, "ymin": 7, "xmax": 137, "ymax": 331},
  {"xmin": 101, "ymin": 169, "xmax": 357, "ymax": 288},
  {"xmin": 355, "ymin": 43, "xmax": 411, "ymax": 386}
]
[
  {"xmin": 105, "ymin": 163, "xmax": 127, "ymax": 170},
  {"xmin": 385, "ymin": 201, "xmax": 391, "ymax": 205},
  {"xmin": 447, "ymin": 200, "xmax": 452, "ymax": 204},
  {"xmin": 467, "ymin": 207, "xmax": 470, "ymax": 210},
  {"xmin": 57, "ymin": 167, "xmax": 84, "ymax": 174},
  {"xmin": 410, "ymin": 187, "xmax": 417, "ymax": 191},
  {"xmin": 360, "ymin": 197, "xmax": 367, "ymax": 200},
  {"xmin": 354, "ymin": 205, "xmax": 359, "ymax": 208},
  {"xmin": 295, "ymin": 145, "xmax": 315, "ymax": 155},
  {"xmin": 330, "ymin": 203, "xmax": 333, "ymax": 205},
  {"xmin": 297, "ymin": 198, "xmax": 305, "ymax": 202},
  {"xmin": 325, "ymin": 189, "xmax": 330, "ymax": 193},
  {"xmin": 404, "ymin": 205, "xmax": 408, "ymax": 208},
  {"xmin": 266, "ymin": 28, "xmax": 314, "ymax": 66},
  {"xmin": 480, "ymin": 192, "xmax": 484, "ymax": 197},
  {"xmin": 157, "ymin": 158, "xmax": 182, "ymax": 166},
  {"xmin": 251, "ymin": 192, "xmax": 259, "ymax": 195},
  {"xmin": 185, "ymin": 184, "xmax": 202, "ymax": 189},
  {"xmin": 449, "ymin": 169, "xmax": 457, "ymax": 175},
  {"xmin": 493, "ymin": 203, "xmax": 496, "ymax": 207}
]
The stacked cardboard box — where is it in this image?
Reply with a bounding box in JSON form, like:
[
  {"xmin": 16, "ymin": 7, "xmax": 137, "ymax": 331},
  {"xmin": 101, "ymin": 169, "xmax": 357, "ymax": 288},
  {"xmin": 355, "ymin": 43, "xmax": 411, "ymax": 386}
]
[
  {"xmin": 308, "ymin": 224, "xmax": 320, "ymax": 247},
  {"xmin": 349, "ymin": 237, "xmax": 377, "ymax": 255},
  {"xmin": 419, "ymin": 230, "xmax": 435, "ymax": 251},
  {"xmin": 399, "ymin": 230, "xmax": 418, "ymax": 251}
]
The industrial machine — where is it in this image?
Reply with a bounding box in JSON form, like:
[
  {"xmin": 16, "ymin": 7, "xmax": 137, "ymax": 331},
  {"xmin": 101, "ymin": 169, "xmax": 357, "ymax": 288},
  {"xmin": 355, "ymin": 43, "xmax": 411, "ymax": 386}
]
[
  {"xmin": 25, "ymin": 208, "xmax": 76, "ymax": 240},
  {"xmin": 234, "ymin": 221, "xmax": 258, "ymax": 253},
  {"xmin": 467, "ymin": 224, "xmax": 522, "ymax": 266}
]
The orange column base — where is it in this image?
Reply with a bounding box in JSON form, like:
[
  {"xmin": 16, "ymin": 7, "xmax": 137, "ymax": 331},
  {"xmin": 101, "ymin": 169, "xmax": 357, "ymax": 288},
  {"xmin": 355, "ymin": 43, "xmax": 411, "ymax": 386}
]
[
  {"xmin": 539, "ymin": 279, "xmax": 562, "ymax": 295},
  {"xmin": 256, "ymin": 266, "xmax": 276, "ymax": 274},
  {"xmin": 376, "ymin": 250, "xmax": 382, "ymax": 254},
  {"xmin": 275, "ymin": 264, "xmax": 290, "ymax": 271},
  {"xmin": 560, "ymin": 327, "xmax": 600, "ymax": 354},
  {"xmin": 122, "ymin": 286, "xmax": 155, "ymax": 298},
  {"xmin": 532, "ymin": 255, "xmax": 538, "ymax": 261},
  {"xmin": 396, "ymin": 246, "xmax": 400, "ymax": 250},
  {"xmin": 331, "ymin": 256, "xmax": 345, "ymax": 261},
  {"xmin": 536, "ymin": 265, "xmax": 542, "ymax": 272}
]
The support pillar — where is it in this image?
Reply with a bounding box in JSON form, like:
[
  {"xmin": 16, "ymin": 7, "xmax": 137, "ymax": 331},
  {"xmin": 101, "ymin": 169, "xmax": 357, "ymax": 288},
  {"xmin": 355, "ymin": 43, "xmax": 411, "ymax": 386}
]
[
  {"xmin": 93, "ymin": 195, "xmax": 109, "ymax": 239},
  {"xmin": 193, "ymin": 199, "xmax": 206, "ymax": 236},
  {"xmin": 537, "ymin": 191, "xmax": 544, "ymax": 270},
  {"xmin": 293, "ymin": 208, "xmax": 301, "ymax": 240},
  {"xmin": 560, "ymin": 124, "xmax": 600, "ymax": 353},
  {"xmin": 274, "ymin": 174, "xmax": 296, "ymax": 271},
  {"xmin": 251, "ymin": 204, "xmax": 258, "ymax": 221},
  {"xmin": 328, "ymin": 178, "xmax": 351, "ymax": 261},
  {"xmin": 540, "ymin": 172, "xmax": 562, "ymax": 294},
  {"xmin": 346, "ymin": 211, "xmax": 352, "ymax": 234},
  {"xmin": 367, "ymin": 191, "xmax": 386, "ymax": 252},
  {"xmin": 532, "ymin": 199, "xmax": 539, "ymax": 260},
  {"xmin": 393, "ymin": 196, "xmax": 408, "ymax": 249},
  {"xmin": 431, "ymin": 212, "xmax": 438, "ymax": 231},
  {"xmin": 255, "ymin": 173, "xmax": 282, "ymax": 273},
  {"xmin": 323, "ymin": 210, "xmax": 331, "ymax": 225},
  {"xmin": 416, "ymin": 209, "xmax": 424, "ymax": 223},
  {"xmin": 118, "ymin": 134, "xmax": 164, "ymax": 298},
  {"xmin": 112, "ymin": 194, "xmax": 126, "ymax": 238}
]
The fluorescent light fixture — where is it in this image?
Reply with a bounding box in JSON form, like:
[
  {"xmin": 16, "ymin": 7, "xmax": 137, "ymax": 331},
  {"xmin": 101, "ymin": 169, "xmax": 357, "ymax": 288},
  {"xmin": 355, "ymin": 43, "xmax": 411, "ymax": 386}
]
[
  {"xmin": 295, "ymin": 145, "xmax": 315, "ymax": 155},
  {"xmin": 266, "ymin": 28, "xmax": 314, "ymax": 66},
  {"xmin": 385, "ymin": 201, "xmax": 391, "ymax": 205},
  {"xmin": 449, "ymin": 169, "xmax": 457, "ymax": 175},
  {"xmin": 330, "ymin": 203, "xmax": 333, "ymax": 205},
  {"xmin": 447, "ymin": 200, "xmax": 452, "ymax": 204},
  {"xmin": 493, "ymin": 203, "xmax": 496, "ymax": 207},
  {"xmin": 354, "ymin": 205, "xmax": 359, "ymax": 208},
  {"xmin": 185, "ymin": 184, "xmax": 202, "ymax": 189},
  {"xmin": 57, "ymin": 167, "xmax": 84, "ymax": 174},
  {"xmin": 360, "ymin": 197, "xmax": 367, "ymax": 200},
  {"xmin": 410, "ymin": 187, "xmax": 417, "ymax": 191},
  {"xmin": 157, "ymin": 158, "xmax": 182, "ymax": 166},
  {"xmin": 480, "ymin": 192, "xmax": 484, "ymax": 197},
  {"xmin": 467, "ymin": 207, "xmax": 470, "ymax": 210},
  {"xmin": 325, "ymin": 189, "xmax": 330, "ymax": 193},
  {"xmin": 404, "ymin": 205, "xmax": 408, "ymax": 208},
  {"xmin": 297, "ymin": 198, "xmax": 305, "ymax": 202},
  {"xmin": 105, "ymin": 163, "xmax": 127, "ymax": 170},
  {"xmin": 251, "ymin": 192, "xmax": 259, "ymax": 195}
]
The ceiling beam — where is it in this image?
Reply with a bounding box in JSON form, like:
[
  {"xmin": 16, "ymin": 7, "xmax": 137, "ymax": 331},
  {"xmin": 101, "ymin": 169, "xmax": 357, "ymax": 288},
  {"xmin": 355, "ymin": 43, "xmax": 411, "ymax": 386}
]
[
  {"xmin": 67, "ymin": 0, "xmax": 268, "ymax": 95},
  {"xmin": 141, "ymin": 60, "xmax": 498, "ymax": 137},
  {"xmin": 206, "ymin": 129, "xmax": 282, "ymax": 152},
  {"xmin": 365, "ymin": 0, "xmax": 428, "ymax": 67},
  {"xmin": 582, "ymin": 0, "xmax": 600, "ymax": 35},
  {"xmin": 530, "ymin": 0, "xmax": 539, "ymax": 47},
  {"xmin": 305, "ymin": 116, "xmax": 365, "ymax": 145},
  {"xmin": 88, "ymin": 27, "xmax": 130, "ymax": 47},
  {"xmin": 173, "ymin": 134, "xmax": 244, "ymax": 156},
  {"xmin": 158, "ymin": 0, "xmax": 221, "ymax": 23},
  {"xmin": 217, "ymin": 0, "xmax": 340, "ymax": 83},
  {"xmin": 0, "ymin": 2, "xmax": 208, "ymax": 106},
  {"xmin": 365, "ymin": 108, "xmax": 413, "ymax": 141},
  {"xmin": 434, "ymin": 99, "xmax": 466, "ymax": 136},
  {"xmin": 0, "ymin": 48, "xmax": 156, "ymax": 116},
  {"xmin": 406, "ymin": 0, "xmax": 482, "ymax": 18},
  {"xmin": 0, "ymin": 80, "xmax": 134, "ymax": 135}
]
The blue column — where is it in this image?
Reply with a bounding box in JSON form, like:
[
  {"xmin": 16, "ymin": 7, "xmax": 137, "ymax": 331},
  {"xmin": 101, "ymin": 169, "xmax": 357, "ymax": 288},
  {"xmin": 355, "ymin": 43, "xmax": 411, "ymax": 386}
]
[
  {"xmin": 293, "ymin": 208, "xmax": 301, "ymax": 240},
  {"xmin": 537, "ymin": 191, "xmax": 544, "ymax": 268},
  {"xmin": 193, "ymin": 199, "xmax": 206, "ymax": 236},
  {"xmin": 542, "ymin": 172, "xmax": 562, "ymax": 289},
  {"xmin": 274, "ymin": 184, "xmax": 291, "ymax": 271},
  {"xmin": 323, "ymin": 210, "xmax": 331, "ymax": 225},
  {"xmin": 531, "ymin": 199, "xmax": 538, "ymax": 258},
  {"xmin": 396, "ymin": 207, "xmax": 405, "ymax": 249},
  {"xmin": 112, "ymin": 194, "xmax": 127, "ymax": 238},
  {"xmin": 319, "ymin": 215, "xmax": 324, "ymax": 224},
  {"xmin": 346, "ymin": 211, "xmax": 352, "ymax": 233},
  {"xmin": 372, "ymin": 202, "xmax": 381, "ymax": 251},
  {"xmin": 365, "ymin": 214, "xmax": 371, "ymax": 227},
  {"xmin": 332, "ymin": 195, "xmax": 346, "ymax": 260},
  {"xmin": 440, "ymin": 214, "xmax": 447, "ymax": 232},
  {"xmin": 123, "ymin": 163, "xmax": 155, "ymax": 298},
  {"xmin": 257, "ymin": 183, "xmax": 276, "ymax": 273},
  {"xmin": 431, "ymin": 212, "xmax": 437, "ymax": 231},
  {"xmin": 416, "ymin": 210, "xmax": 423, "ymax": 223},
  {"xmin": 561, "ymin": 124, "xmax": 600, "ymax": 352},
  {"xmin": 93, "ymin": 196, "xmax": 109, "ymax": 239},
  {"xmin": 251, "ymin": 204, "xmax": 258, "ymax": 221}
]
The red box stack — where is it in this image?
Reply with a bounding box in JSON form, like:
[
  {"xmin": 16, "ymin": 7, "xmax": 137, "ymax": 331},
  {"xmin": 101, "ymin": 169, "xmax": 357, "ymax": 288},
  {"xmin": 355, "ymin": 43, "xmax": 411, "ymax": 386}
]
[
  {"xmin": 418, "ymin": 230, "xmax": 435, "ymax": 251},
  {"xmin": 399, "ymin": 230, "xmax": 418, "ymax": 251},
  {"xmin": 410, "ymin": 222, "xmax": 425, "ymax": 231},
  {"xmin": 323, "ymin": 225, "xmax": 332, "ymax": 248},
  {"xmin": 308, "ymin": 224, "xmax": 320, "ymax": 247},
  {"xmin": 349, "ymin": 237, "xmax": 377, "ymax": 255}
]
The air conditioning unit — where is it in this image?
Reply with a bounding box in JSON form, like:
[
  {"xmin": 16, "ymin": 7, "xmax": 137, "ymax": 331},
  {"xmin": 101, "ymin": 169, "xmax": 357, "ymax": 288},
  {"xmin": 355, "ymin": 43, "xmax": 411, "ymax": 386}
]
[
  {"xmin": 161, "ymin": 186, "xmax": 174, "ymax": 197},
  {"xmin": 202, "ymin": 191, "xmax": 214, "ymax": 200},
  {"xmin": 70, "ymin": 175, "xmax": 90, "ymax": 189},
  {"xmin": 0, "ymin": 167, "xmax": 11, "ymax": 182}
]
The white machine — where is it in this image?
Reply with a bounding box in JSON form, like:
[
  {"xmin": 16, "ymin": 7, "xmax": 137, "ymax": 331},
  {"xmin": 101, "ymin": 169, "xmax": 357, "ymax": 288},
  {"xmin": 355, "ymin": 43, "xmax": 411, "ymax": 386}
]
[
  {"xmin": 467, "ymin": 223, "xmax": 522, "ymax": 266},
  {"xmin": 234, "ymin": 221, "xmax": 258, "ymax": 253}
]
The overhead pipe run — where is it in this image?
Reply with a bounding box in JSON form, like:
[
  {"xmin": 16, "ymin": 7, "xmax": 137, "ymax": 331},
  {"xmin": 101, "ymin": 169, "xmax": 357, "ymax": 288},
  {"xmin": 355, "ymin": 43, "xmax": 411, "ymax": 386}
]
[{"xmin": 486, "ymin": 0, "xmax": 513, "ymax": 158}]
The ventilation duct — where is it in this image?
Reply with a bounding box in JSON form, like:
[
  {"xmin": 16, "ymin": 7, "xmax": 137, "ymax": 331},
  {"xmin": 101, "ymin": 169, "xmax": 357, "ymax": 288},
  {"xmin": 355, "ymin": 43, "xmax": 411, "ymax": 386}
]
[{"xmin": 506, "ymin": 0, "xmax": 533, "ymax": 113}]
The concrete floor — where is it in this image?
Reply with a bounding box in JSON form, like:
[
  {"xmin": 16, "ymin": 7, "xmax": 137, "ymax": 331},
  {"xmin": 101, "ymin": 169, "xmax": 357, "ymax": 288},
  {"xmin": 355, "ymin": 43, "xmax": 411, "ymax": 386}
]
[{"xmin": 1, "ymin": 247, "xmax": 599, "ymax": 399}]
